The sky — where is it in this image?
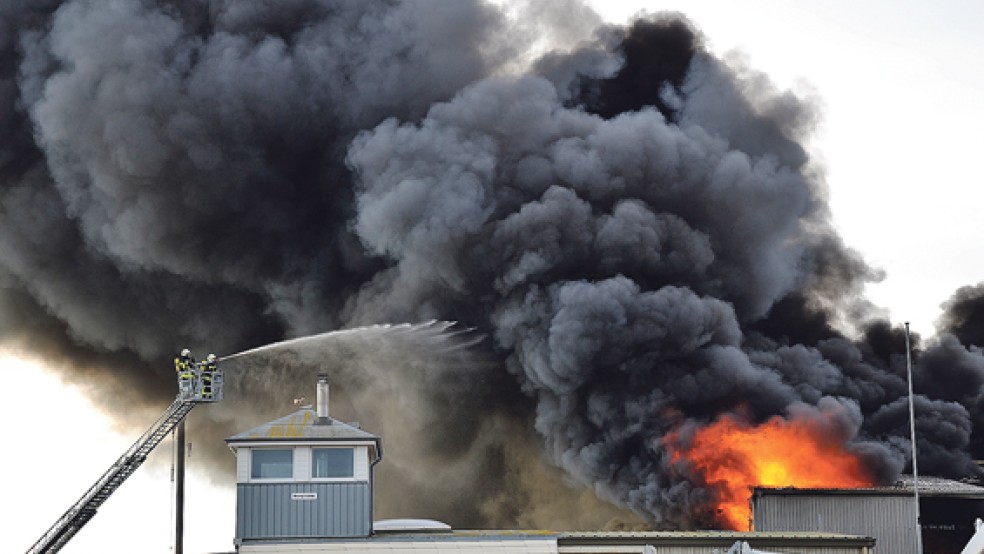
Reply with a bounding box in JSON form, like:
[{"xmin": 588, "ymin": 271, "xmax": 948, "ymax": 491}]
[
  {"xmin": 590, "ymin": 0, "xmax": 984, "ymax": 338},
  {"xmin": 7, "ymin": 352, "xmax": 236, "ymax": 553},
  {"xmin": 4, "ymin": 1, "xmax": 984, "ymax": 552}
]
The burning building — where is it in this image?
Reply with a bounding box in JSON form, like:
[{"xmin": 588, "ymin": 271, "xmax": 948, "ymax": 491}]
[
  {"xmin": 4, "ymin": 0, "xmax": 984, "ymax": 540},
  {"xmin": 752, "ymin": 476, "xmax": 984, "ymax": 554},
  {"xmin": 223, "ymin": 376, "xmax": 878, "ymax": 554}
]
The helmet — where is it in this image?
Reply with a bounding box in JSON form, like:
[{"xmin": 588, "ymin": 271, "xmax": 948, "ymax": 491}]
[
  {"xmin": 181, "ymin": 348, "xmax": 191, "ymax": 357},
  {"xmin": 206, "ymin": 353, "xmax": 216, "ymax": 362}
]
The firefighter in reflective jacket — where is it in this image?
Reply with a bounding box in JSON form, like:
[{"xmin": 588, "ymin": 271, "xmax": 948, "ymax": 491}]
[
  {"xmin": 174, "ymin": 348, "xmax": 195, "ymax": 399},
  {"xmin": 200, "ymin": 353, "xmax": 217, "ymax": 400}
]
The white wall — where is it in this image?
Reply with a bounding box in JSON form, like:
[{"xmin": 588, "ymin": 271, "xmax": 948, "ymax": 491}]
[{"xmin": 236, "ymin": 447, "xmax": 250, "ymax": 483}]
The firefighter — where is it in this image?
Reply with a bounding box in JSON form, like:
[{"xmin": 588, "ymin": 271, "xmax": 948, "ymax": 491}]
[
  {"xmin": 174, "ymin": 348, "xmax": 195, "ymax": 399},
  {"xmin": 200, "ymin": 353, "xmax": 217, "ymax": 400}
]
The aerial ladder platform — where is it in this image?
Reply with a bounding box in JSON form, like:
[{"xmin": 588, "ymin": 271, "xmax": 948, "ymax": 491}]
[{"xmin": 26, "ymin": 352, "xmax": 223, "ymax": 554}]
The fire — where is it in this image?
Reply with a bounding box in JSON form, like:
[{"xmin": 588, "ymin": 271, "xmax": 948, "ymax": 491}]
[{"xmin": 667, "ymin": 414, "xmax": 875, "ymax": 530}]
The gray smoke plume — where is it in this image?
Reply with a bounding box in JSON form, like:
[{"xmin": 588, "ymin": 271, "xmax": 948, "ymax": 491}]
[{"xmin": 3, "ymin": 0, "xmax": 984, "ymax": 531}]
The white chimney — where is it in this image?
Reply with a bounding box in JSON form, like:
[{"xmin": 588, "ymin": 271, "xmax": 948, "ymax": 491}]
[{"xmin": 317, "ymin": 373, "xmax": 330, "ymax": 423}]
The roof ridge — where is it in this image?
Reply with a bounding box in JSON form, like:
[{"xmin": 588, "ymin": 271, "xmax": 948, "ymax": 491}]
[{"xmin": 225, "ymin": 407, "xmax": 378, "ymax": 442}]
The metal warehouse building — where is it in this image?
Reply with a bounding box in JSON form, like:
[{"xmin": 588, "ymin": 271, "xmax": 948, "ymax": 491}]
[{"xmin": 751, "ymin": 476, "xmax": 984, "ymax": 554}]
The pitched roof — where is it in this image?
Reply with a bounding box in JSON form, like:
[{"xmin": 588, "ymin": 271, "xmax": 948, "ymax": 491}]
[
  {"xmin": 226, "ymin": 407, "xmax": 379, "ymax": 443},
  {"xmin": 892, "ymin": 474, "xmax": 984, "ymax": 496},
  {"xmin": 754, "ymin": 474, "xmax": 984, "ymax": 498}
]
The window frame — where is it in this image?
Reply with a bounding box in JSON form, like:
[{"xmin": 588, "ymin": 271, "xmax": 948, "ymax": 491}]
[
  {"xmin": 310, "ymin": 446, "xmax": 356, "ymax": 481},
  {"xmin": 249, "ymin": 448, "xmax": 294, "ymax": 481}
]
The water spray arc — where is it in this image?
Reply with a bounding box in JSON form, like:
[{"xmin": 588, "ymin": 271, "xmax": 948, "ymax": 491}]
[
  {"xmin": 25, "ymin": 321, "xmax": 474, "ymax": 553},
  {"xmin": 220, "ymin": 320, "xmax": 472, "ymax": 362}
]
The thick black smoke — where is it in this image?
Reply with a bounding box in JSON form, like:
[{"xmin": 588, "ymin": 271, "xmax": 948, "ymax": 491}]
[{"xmin": 3, "ymin": 0, "xmax": 984, "ymax": 531}]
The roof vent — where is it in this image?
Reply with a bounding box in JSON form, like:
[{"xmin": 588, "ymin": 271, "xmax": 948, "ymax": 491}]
[{"xmin": 373, "ymin": 519, "xmax": 452, "ymax": 533}]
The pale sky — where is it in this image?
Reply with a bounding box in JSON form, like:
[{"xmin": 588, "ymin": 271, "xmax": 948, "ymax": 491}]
[
  {"xmin": 593, "ymin": 0, "xmax": 984, "ymax": 338},
  {"xmin": 4, "ymin": 2, "xmax": 984, "ymax": 552},
  {"xmin": 6, "ymin": 353, "xmax": 236, "ymax": 553}
]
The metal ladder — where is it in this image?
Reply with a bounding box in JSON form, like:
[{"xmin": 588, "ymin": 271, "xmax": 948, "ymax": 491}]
[{"xmin": 26, "ymin": 397, "xmax": 197, "ymax": 554}]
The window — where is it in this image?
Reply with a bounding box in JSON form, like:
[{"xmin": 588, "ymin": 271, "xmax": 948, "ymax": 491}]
[
  {"xmin": 251, "ymin": 449, "xmax": 293, "ymax": 479},
  {"xmin": 312, "ymin": 447, "xmax": 354, "ymax": 479}
]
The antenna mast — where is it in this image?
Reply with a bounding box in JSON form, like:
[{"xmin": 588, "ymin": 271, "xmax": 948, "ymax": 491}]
[{"xmin": 904, "ymin": 322, "xmax": 923, "ymax": 554}]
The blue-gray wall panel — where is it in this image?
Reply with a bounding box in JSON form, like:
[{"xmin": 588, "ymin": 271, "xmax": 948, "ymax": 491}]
[
  {"xmin": 753, "ymin": 494, "xmax": 915, "ymax": 554},
  {"xmin": 236, "ymin": 481, "xmax": 370, "ymax": 541}
]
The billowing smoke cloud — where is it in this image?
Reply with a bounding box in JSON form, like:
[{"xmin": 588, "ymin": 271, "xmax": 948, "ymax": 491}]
[{"xmin": 3, "ymin": 0, "xmax": 984, "ymax": 531}]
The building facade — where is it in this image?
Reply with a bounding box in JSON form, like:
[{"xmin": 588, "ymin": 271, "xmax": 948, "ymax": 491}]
[
  {"xmin": 751, "ymin": 476, "xmax": 984, "ymax": 554},
  {"xmin": 223, "ymin": 376, "xmax": 876, "ymax": 554},
  {"xmin": 226, "ymin": 375, "xmax": 382, "ymax": 546}
]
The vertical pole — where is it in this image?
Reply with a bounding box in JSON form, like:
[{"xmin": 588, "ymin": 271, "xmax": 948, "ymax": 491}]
[
  {"xmin": 175, "ymin": 420, "xmax": 186, "ymax": 554},
  {"xmin": 904, "ymin": 322, "xmax": 923, "ymax": 554}
]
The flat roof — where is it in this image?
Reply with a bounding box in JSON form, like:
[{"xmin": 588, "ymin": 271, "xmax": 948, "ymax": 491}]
[
  {"xmin": 238, "ymin": 530, "xmax": 875, "ymax": 548},
  {"xmin": 558, "ymin": 531, "xmax": 875, "ymax": 547}
]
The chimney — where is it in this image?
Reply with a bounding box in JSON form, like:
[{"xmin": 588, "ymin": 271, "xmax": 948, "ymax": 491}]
[{"xmin": 317, "ymin": 373, "xmax": 330, "ymax": 424}]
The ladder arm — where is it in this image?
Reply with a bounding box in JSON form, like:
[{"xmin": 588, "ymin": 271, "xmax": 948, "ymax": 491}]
[{"xmin": 26, "ymin": 397, "xmax": 197, "ymax": 554}]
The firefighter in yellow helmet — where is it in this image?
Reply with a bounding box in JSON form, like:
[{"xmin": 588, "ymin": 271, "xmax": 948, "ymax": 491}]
[
  {"xmin": 174, "ymin": 348, "xmax": 195, "ymax": 399},
  {"xmin": 200, "ymin": 353, "xmax": 217, "ymax": 400}
]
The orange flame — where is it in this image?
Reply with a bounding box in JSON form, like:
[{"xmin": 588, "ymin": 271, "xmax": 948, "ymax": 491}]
[{"xmin": 667, "ymin": 414, "xmax": 874, "ymax": 530}]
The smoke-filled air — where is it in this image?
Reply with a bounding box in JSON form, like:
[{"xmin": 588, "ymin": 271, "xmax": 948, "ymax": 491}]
[{"xmin": 4, "ymin": 0, "xmax": 984, "ymax": 531}]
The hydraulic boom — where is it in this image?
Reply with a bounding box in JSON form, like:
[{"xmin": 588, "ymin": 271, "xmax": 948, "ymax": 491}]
[{"xmin": 26, "ymin": 352, "xmax": 222, "ymax": 554}]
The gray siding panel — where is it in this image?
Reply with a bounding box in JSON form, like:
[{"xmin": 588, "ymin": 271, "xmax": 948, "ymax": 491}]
[
  {"xmin": 753, "ymin": 494, "xmax": 915, "ymax": 554},
  {"xmin": 236, "ymin": 481, "xmax": 371, "ymax": 541}
]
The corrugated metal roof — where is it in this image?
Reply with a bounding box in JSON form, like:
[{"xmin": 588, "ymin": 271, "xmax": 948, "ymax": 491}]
[
  {"xmin": 558, "ymin": 531, "xmax": 875, "ymax": 548},
  {"xmin": 559, "ymin": 531, "xmax": 868, "ymax": 540},
  {"xmin": 893, "ymin": 474, "xmax": 984, "ymax": 495},
  {"xmin": 226, "ymin": 408, "xmax": 378, "ymax": 442},
  {"xmin": 557, "ymin": 531, "xmax": 875, "ymax": 551},
  {"xmin": 754, "ymin": 474, "xmax": 984, "ymax": 498}
]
